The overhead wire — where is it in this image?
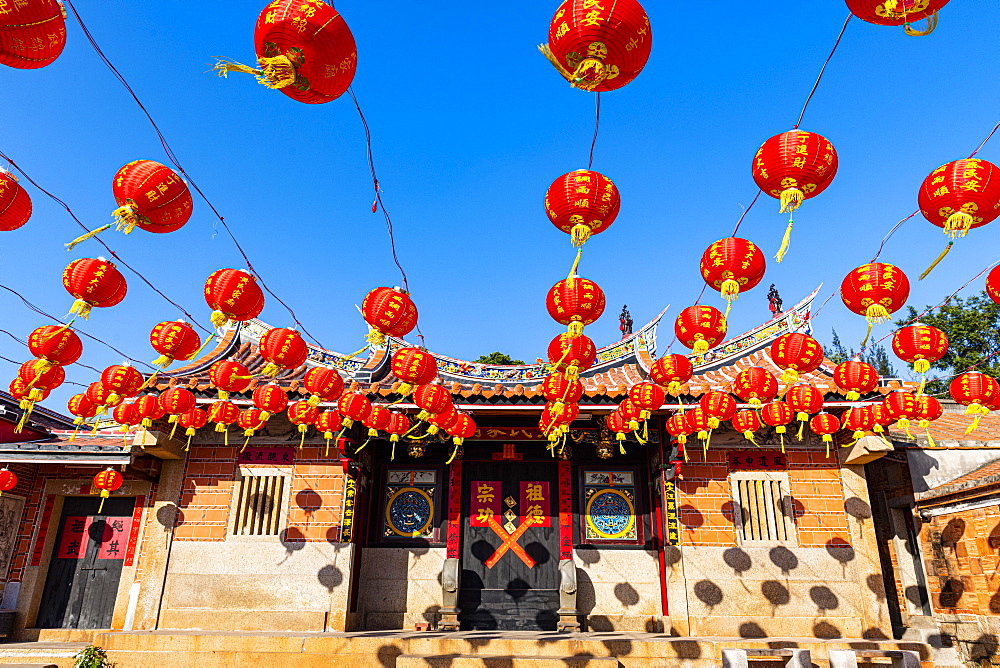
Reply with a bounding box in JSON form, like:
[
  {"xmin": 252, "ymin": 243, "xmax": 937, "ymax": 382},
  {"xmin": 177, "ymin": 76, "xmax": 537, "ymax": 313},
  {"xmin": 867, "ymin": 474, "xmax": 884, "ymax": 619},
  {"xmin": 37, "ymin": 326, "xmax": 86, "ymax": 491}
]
[
  {"xmin": 0, "ymin": 329, "xmax": 103, "ymax": 375},
  {"xmin": 588, "ymin": 93, "xmax": 602, "ymax": 170},
  {"xmin": 794, "ymin": 14, "xmax": 852, "ymax": 130}
]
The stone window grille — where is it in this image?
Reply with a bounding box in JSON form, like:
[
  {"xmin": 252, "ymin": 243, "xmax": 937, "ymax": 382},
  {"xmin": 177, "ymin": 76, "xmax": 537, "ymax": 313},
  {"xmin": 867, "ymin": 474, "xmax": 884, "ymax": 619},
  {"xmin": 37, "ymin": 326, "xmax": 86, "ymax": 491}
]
[
  {"xmin": 731, "ymin": 472, "xmax": 797, "ymax": 544},
  {"xmin": 231, "ymin": 471, "xmax": 288, "ymax": 537}
]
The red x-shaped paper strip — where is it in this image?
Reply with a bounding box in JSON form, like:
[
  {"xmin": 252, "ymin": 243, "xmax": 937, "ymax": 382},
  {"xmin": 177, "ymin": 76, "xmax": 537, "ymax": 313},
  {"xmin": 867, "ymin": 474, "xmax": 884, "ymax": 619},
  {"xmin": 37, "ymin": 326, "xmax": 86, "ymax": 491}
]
[{"xmin": 485, "ymin": 514, "xmax": 538, "ymax": 569}]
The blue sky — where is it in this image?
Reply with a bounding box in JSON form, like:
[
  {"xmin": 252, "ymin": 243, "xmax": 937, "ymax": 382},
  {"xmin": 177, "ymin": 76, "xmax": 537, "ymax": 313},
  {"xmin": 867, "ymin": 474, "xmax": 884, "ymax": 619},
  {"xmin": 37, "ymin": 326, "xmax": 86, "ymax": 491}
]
[{"xmin": 2, "ymin": 0, "xmax": 998, "ymax": 410}]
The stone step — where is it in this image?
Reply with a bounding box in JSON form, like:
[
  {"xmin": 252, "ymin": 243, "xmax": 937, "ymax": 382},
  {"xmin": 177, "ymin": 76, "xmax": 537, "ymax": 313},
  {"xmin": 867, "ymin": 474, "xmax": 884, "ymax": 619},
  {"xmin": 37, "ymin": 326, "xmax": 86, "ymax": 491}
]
[
  {"xmin": 397, "ymin": 656, "xmax": 621, "ymax": 668},
  {"xmin": 17, "ymin": 629, "xmax": 109, "ymax": 643}
]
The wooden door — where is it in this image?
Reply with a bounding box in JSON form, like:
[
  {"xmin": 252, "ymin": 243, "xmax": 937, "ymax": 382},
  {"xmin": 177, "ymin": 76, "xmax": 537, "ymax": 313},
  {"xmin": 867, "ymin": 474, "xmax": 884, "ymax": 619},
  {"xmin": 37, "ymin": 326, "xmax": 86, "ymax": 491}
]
[
  {"xmin": 459, "ymin": 462, "xmax": 559, "ymax": 631},
  {"xmin": 37, "ymin": 496, "xmax": 135, "ymax": 629}
]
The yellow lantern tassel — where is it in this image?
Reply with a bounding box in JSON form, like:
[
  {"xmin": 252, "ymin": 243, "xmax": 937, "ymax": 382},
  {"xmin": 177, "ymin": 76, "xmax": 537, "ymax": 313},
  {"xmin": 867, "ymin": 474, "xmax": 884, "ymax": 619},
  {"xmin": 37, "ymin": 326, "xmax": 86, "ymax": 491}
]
[
  {"xmin": 299, "ymin": 425, "xmax": 308, "ymax": 449},
  {"xmin": 919, "ymin": 241, "xmax": 954, "ymax": 281},
  {"xmin": 260, "ymin": 363, "xmax": 281, "ymax": 377},
  {"xmin": 903, "ymin": 12, "xmax": 939, "ymax": 36},
  {"xmin": 70, "ymin": 426, "xmax": 80, "ymax": 443},
  {"xmin": 68, "ymin": 299, "xmax": 93, "ymax": 320},
  {"xmin": 567, "ymin": 248, "xmax": 583, "ymax": 280},
  {"xmin": 15, "ymin": 402, "xmax": 33, "ymax": 433},
  {"xmin": 965, "ymin": 404, "xmax": 989, "ymax": 435},
  {"xmin": 702, "ymin": 430, "xmax": 713, "ymax": 457},
  {"xmin": 567, "ymin": 321, "xmax": 585, "ymax": 337},
  {"xmin": 223, "ymin": 428, "xmax": 229, "ymax": 448},
  {"xmin": 112, "ymin": 203, "xmax": 140, "ymax": 233},
  {"xmin": 796, "ymin": 418, "xmax": 806, "ymax": 441},
  {"xmin": 365, "ymin": 328, "xmax": 387, "ymax": 348},
  {"xmin": 32, "ymin": 358, "xmax": 54, "ymax": 375},
  {"xmin": 65, "ymin": 224, "xmax": 114, "ymax": 250},
  {"xmin": 628, "ymin": 419, "xmax": 640, "ymax": 431},
  {"xmin": 667, "ymin": 381, "xmax": 682, "ymax": 395},
  {"xmin": 185, "ymin": 434, "xmax": 193, "ymax": 451},
  {"xmin": 169, "ymin": 421, "xmax": 179, "ymax": 440},
  {"xmin": 692, "ymin": 340, "xmax": 709, "ymax": 355},
  {"xmin": 774, "ymin": 216, "xmax": 794, "ymax": 263},
  {"xmin": 446, "ymin": 442, "xmax": 462, "ymax": 465},
  {"xmin": 780, "ymin": 369, "xmax": 799, "ymax": 385},
  {"xmin": 779, "ymin": 188, "xmax": 804, "ymax": 213},
  {"xmin": 846, "ymin": 391, "xmax": 861, "ymax": 401},
  {"xmin": 570, "ymin": 224, "xmax": 592, "ymax": 247},
  {"xmin": 151, "ymin": 355, "xmax": 173, "ymax": 369},
  {"xmin": 210, "ymin": 310, "xmax": 230, "ymax": 329},
  {"xmin": 850, "ymin": 429, "xmax": 865, "ymax": 443},
  {"xmin": 777, "ymin": 427, "xmax": 786, "ymax": 453},
  {"xmin": 307, "ymin": 395, "xmax": 322, "ymax": 407},
  {"xmin": 823, "ymin": 434, "xmax": 832, "ymax": 458},
  {"xmin": 616, "ymin": 432, "xmax": 627, "ymax": 454},
  {"xmin": 945, "ymin": 211, "xmax": 974, "ymax": 237},
  {"xmin": 97, "ymin": 490, "xmax": 109, "ymax": 514},
  {"xmin": 356, "ymin": 437, "xmax": 372, "ymax": 452},
  {"xmin": 329, "ymin": 427, "xmax": 348, "ymax": 457},
  {"xmin": 898, "ymin": 418, "xmax": 913, "ymax": 439},
  {"xmin": 743, "ymin": 431, "xmax": 757, "ymax": 445}
]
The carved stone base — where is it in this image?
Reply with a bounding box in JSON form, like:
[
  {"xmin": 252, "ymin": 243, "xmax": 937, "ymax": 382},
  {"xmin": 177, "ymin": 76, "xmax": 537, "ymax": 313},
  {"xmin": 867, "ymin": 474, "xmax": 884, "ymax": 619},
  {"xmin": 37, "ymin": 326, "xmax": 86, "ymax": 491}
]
[
  {"xmin": 557, "ymin": 610, "xmax": 581, "ymax": 632},
  {"xmin": 438, "ymin": 611, "xmax": 460, "ymax": 631}
]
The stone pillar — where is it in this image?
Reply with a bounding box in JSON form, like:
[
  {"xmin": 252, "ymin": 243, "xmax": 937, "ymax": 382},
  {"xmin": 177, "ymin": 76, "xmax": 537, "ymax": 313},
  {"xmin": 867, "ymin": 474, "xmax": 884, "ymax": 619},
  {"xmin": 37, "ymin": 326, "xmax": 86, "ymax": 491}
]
[
  {"xmin": 132, "ymin": 458, "xmax": 185, "ymax": 630},
  {"xmin": 438, "ymin": 557, "xmax": 461, "ymax": 631},
  {"xmin": 556, "ymin": 558, "xmax": 580, "ymax": 631},
  {"xmin": 840, "ymin": 464, "xmax": 893, "ymax": 639}
]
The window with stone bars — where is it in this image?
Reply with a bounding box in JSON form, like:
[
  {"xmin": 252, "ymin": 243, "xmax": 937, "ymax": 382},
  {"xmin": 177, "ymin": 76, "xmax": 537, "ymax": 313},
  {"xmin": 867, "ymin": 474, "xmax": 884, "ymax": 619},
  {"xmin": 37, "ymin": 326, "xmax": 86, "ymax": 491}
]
[
  {"xmin": 731, "ymin": 472, "xmax": 797, "ymax": 545},
  {"xmin": 230, "ymin": 472, "xmax": 288, "ymax": 537}
]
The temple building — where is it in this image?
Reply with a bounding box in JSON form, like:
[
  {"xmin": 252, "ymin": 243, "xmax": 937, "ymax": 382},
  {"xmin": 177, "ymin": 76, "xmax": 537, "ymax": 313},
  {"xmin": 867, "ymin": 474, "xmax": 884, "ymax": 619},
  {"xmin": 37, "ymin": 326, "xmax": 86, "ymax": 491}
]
[{"xmin": 0, "ymin": 291, "xmax": 979, "ymax": 665}]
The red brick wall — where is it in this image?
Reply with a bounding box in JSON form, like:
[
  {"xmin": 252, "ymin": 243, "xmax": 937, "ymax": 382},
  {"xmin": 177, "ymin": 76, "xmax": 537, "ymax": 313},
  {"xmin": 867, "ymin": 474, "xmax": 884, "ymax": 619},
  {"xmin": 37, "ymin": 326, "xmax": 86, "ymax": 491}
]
[{"xmin": 921, "ymin": 500, "xmax": 1000, "ymax": 616}]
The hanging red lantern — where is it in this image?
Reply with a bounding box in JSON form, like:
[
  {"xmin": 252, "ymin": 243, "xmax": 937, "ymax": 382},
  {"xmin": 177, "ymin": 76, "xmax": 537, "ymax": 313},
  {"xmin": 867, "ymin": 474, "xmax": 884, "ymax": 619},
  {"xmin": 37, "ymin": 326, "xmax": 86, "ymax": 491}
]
[
  {"xmin": 207, "ymin": 400, "xmax": 240, "ymax": 435},
  {"xmin": 337, "ymin": 391, "xmax": 372, "ymax": 428},
  {"xmin": 68, "ymin": 393, "xmax": 99, "ymax": 426},
  {"xmin": 761, "ymin": 400, "xmax": 794, "ymax": 450},
  {"xmin": 987, "ymin": 264, "xmax": 1000, "ymax": 306},
  {"xmin": 178, "ymin": 408, "xmax": 208, "ymax": 446},
  {"xmin": 303, "ymin": 366, "xmax": 345, "ymax": 405},
  {"xmin": 540, "ymin": 0, "xmax": 652, "ymax": 92},
  {"xmin": 9, "ymin": 379, "xmax": 47, "ymax": 424},
  {"xmin": 390, "ymin": 348, "xmax": 437, "ymax": 396},
  {"xmin": 362, "ymin": 405, "xmax": 391, "ymax": 438},
  {"xmin": 699, "ymin": 237, "xmax": 766, "ymax": 315},
  {"xmin": 547, "ymin": 332, "xmax": 596, "ymax": 379},
  {"xmin": 413, "ymin": 384, "xmax": 452, "ymax": 421},
  {"xmin": 892, "ymin": 324, "xmax": 948, "ymax": 392},
  {"xmin": 209, "ymin": 360, "xmax": 252, "ymax": 400},
  {"xmin": 699, "ymin": 391, "xmax": 737, "ymax": 428},
  {"xmin": 160, "ymin": 387, "xmax": 197, "ymax": 425},
  {"xmin": 111, "ymin": 160, "xmax": 193, "ymax": 235},
  {"xmin": 0, "ymin": 468, "xmax": 17, "ymax": 497},
  {"xmin": 28, "ymin": 325, "xmax": 82, "ymax": 370},
  {"xmin": 0, "ymin": 0, "xmax": 67, "ymax": 69},
  {"xmin": 238, "ymin": 407, "xmax": 267, "ymax": 438},
  {"xmin": 112, "ymin": 402, "xmax": 140, "ymax": 435},
  {"xmin": 845, "ymin": 0, "xmax": 951, "ymax": 34},
  {"xmin": 918, "ymin": 157, "xmax": 1000, "ymax": 241},
  {"xmin": 541, "ymin": 373, "xmax": 585, "ymax": 416},
  {"xmin": 950, "ymin": 372, "xmax": 1000, "ymax": 434},
  {"xmin": 316, "ymin": 410, "xmax": 344, "ymax": 453},
  {"xmin": 214, "ymin": 0, "xmax": 357, "ymax": 104},
  {"xmin": 843, "ymin": 405, "xmax": 875, "ymax": 441},
  {"xmin": 628, "ymin": 382, "xmax": 665, "ymax": 420},
  {"xmin": 542, "ymin": 401, "xmax": 580, "ymax": 435},
  {"xmin": 685, "ymin": 406, "xmax": 712, "ymax": 444},
  {"xmin": 884, "ymin": 390, "xmax": 920, "ymax": 439},
  {"xmin": 252, "ymin": 384, "xmax": 288, "ymax": 421},
  {"xmin": 92, "ymin": 468, "xmax": 124, "ymax": 512},
  {"xmin": 544, "ymin": 170, "xmax": 620, "ymax": 246},
  {"xmin": 361, "ymin": 287, "xmax": 418, "ymax": 344},
  {"xmin": 427, "ymin": 406, "xmax": 460, "ymax": 436},
  {"xmin": 649, "ymin": 354, "xmax": 694, "ymax": 395},
  {"xmin": 674, "ymin": 305, "xmax": 727, "ymax": 355},
  {"xmin": 618, "ymin": 399, "xmax": 643, "ymax": 431},
  {"xmin": 0, "ymin": 170, "xmax": 30, "ymax": 231},
  {"xmin": 447, "ymin": 414, "xmax": 476, "ymax": 447},
  {"xmin": 841, "ymin": 263, "xmax": 910, "ymax": 343},
  {"xmin": 288, "ymin": 401, "xmax": 319, "ymax": 445},
  {"xmin": 833, "ymin": 360, "xmax": 880, "ymax": 401},
  {"xmin": 810, "ymin": 413, "xmax": 841, "ymax": 455},
  {"xmin": 383, "ymin": 412, "xmax": 410, "ymax": 460},
  {"xmin": 666, "ymin": 412, "xmax": 693, "ymax": 451},
  {"xmin": 100, "ymin": 364, "xmax": 145, "ymax": 404},
  {"xmin": 915, "ymin": 395, "xmax": 943, "ymax": 447},
  {"xmin": 259, "ymin": 327, "xmax": 308, "ymax": 377},
  {"xmin": 150, "ymin": 321, "xmax": 202, "ymax": 369},
  {"xmin": 203, "ymin": 268, "xmax": 264, "ymax": 328},
  {"xmin": 85, "ymin": 381, "xmax": 122, "ymax": 414},
  {"xmin": 733, "ymin": 409, "xmax": 762, "ymax": 444},
  {"xmin": 546, "ymin": 276, "xmax": 606, "ymax": 335},
  {"xmin": 751, "ymin": 130, "xmax": 838, "ymax": 261},
  {"xmin": 732, "ymin": 367, "xmax": 778, "ymax": 408},
  {"xmin": 769, "ymin": 333, "xmax": 824, "ymax": 384},
  {"xmin": 62, "ymin": 258, "xmax": 127, "ymax": 319},
  {"xmin": 787, "ymin": 384, "xmax": 824, "ymax": 439},
  {"xmin": 871, "ymin": 402, "xmax": 894, "ymax": 442},
  {"xmin": 600, "ymin": 411, "xmax": 629, "ymax": 446},
  {"xmin": 17, "ymin": 359, "xmax": 64, "ymax": 400}
]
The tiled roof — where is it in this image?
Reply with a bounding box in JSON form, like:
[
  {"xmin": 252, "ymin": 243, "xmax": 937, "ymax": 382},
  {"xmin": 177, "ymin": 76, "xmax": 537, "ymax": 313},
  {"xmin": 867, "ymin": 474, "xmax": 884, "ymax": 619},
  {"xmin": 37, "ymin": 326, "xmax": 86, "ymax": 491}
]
[
  {"xmin": 890, "ymin": 411, "xmax": 1000, "ymax": 446},
  {"xmin": 914, "ymin": 453, "xmax": 1000, "ymax": 502},
  {"xmin": 0, "ymin": 430, "xmax": 133, "ymax": 464}
]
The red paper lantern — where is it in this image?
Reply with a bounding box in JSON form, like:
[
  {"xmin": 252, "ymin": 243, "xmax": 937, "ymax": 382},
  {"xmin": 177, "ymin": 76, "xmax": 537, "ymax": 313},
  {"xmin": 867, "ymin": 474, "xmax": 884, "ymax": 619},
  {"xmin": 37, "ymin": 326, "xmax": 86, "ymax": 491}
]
[
  {"xmin": 93, "ymin": 468, "xmax": 124, "ymax": 511},
  {"xmin": 649, "ymin": 354, "xmax": 694, "ymax": 395},
  {"xmin": 160, "ymin": 387, "xmax": 197, "ymax": 423},
  {"xmin": 178, "ymin": 408, "xmax": 208, "ymax": 440},
  {"xmin": 618, "ymin": 399, "xmax": 643, "ymax": 430},
  {"xmin": 699, "ymin": 391, "xmax": 736, "ymax": 428},
  {"xmin": 770, "ymin": 333, "xmax": 824, "ymax": 384},
  {"xmin": 761, "ymin": 401, "xmax": 794, "ymax": 434},
  {"xmin": 685, "ymin": 406, "xmax": 712, "ymax": 442},
  {"xmin": 238, "ymin": 408, "xmax": 267, "ymax": 437},
  {"xmin": 843, "ymin": 405, "xmax": 875, "ymax": 441},
  {"xmin": 892, "ymin": 324, "xmax": 948, "ymax": 377},
  {"xmin": 9, "ymin": 378, "xmax": 47, "ymax": 409},
  {"xmin": 846, "ymin": 0, "xmax": 951, "ymax": 34},
  {"xmin": 674, "ymin": 305, "xmax": 727, "ymax": 355},
  {"xmin": 413, "ymin": 384, "xmax": 452, "ymax": 420},
  {"xmin": 27, "ymin": 325, "xmax": 82, "ymax": 368},
  {"xmin": 0, "ymin": 170, "xmax": 30, "ymax": 231},
  {"xmin": 918, "ymin": 158, "xmax": 1000, "ymax": 239},
  {"xmin": 732, "ymin": 367, "xmax": 778, "ymax": 408},
  {"xmin": 787, "ymin": 384, "xmax": 823, "ymax": 439},
  {"xmin": 215, "ymin": 0, "xmax": 357, "ymax": 104},
  {"xmin": 427, "ymin": 406, "xmax": 460, "ymax": 436},
  {"xmin": 252, "ymin": 384, "xmax": 288, "ymax": 420},
  {"xmin": 62, "ymin": 258, "xmax": 127, "ymax": 319},
  {"xmin": 112, "ymin": 160, "xmax": 193, "ymax": 234},
  {"xmin": 362, "ymin": 287, "xmax": 418, "ymax": 343},
  {"xmin": 542, "ymin": 372, "xmax": 585, "ymax": 405},
  {"xmin": 362, "ymin": 404, "xmax": 391, "ymax": 437},
  {"xmin": 0, "ymin": 0, "xmax": 67, "ymax": 69},
  {"xmin": 950, "ymin": 372, "xmax": 1000, "ymax": 434},
  {"xmin": 666, "ymin": 412, "xmax": 692, "ymax": 449},
  {"xmin": 110, "ymin": 401, "xmax": 137, "ymax": 431},
  {"xmin": 209, "ymin": 360, "xmax": 252, "ymax": 400},
  {"xmin": 884, "ymin": 390, "xmax": 920, "ymax": 439},
  {"xmin": 605, "ymin": 411, "xmax": 631, "ymax": 443},
  {"xmin": 699, "ymin": 237, "xmax": 766, "ymax": 312},
  {"xmin": 628, "ymin": 382, "xmax": 665, "ymax": 419},
  {"xmin": 546, "ymin": 276, "xmax": 606, "ymax": 334},
  {"xmin": 985, "ymin": 264, "xmax": 1000, "ymax": 306},
  {"xmin": 841, "ymin": 263, "xmax": 910, "ymax": 338},
  {"xmin": 288, "ymin": 401, "xmax": 320, "ymax": 441},
  {"xmin": 733, "ymin": 409, "xmax": 762, "ymax": 444},
  {"xmin": 542, "ymin": 401, "xmax": 580, "ymax": 434},
  {"xmin": 541, "ymin": 0, "xmax": 652, "ymax": 92},
  {"xmin": 316, "ymin": 409, "xmax": 343, "ymax": 439},
  {"xmin": 150, "ymin": 321, "xmax": 202, "ymax": 369},
  {"xmin": 544, "ymin": 169, "xmax": 620, "ymax": 246},
  {"xmin": 446, "ymin": 413, "xmax": 476, "ymax": 447},
  {"xmin": 390, "ymin": 348, "xmax": 437, "ymax": 395},
  {"xmin": 833, "ymin": 360, "xmax": 880, "ymax": 401},
  {"xmin": 385, "ymin": 411, "xmax": 410, "ymax": 446},
  {"xmin": 337, "ymin": 392, "xmax": 372, "ymax": 428},
  {"xmin": 86, "ymin": 381, "xmax": 121, "ymax": 413},
  {"xmin": 303, "ymin": 366, "xmax": 345, "ymax": 405},
  {"xmin": 810, "ymin": 413, "xmax": 841, "ymax": 453},
  {"xmin": 259, "ymin": 327, "xmax": 308, "ymax": 377},
  {"xmin": 101, "ymin": 365, "xmax": 144, "ymax": 403},
  {"xmin": 0, "ymin": 468, "xmax": 17, "ymax": 496},
  {"xmin": 546, "ymin": 333, "xmax": 596, "ymax": 378},
  {"xmin": 204, "ymin": 268, "xmax": 264, "ymax": 328},
  {"xmin": 914, "ymin": 394, "xmax": 944, "ymax": 445},
  {"xmin": 207, "ymin": 400, "xmax": 240, "ymax": 434},
  {"xmin": 870, "ymin": 402, "xmax": 893, "ymax": 441},
  {"xmin": 68, "ymin": 393, "xmax": 99, "ymax": 426},
  {"xmin": 17, "ymin": 359, "xmax": 64, "ymax": 400}
]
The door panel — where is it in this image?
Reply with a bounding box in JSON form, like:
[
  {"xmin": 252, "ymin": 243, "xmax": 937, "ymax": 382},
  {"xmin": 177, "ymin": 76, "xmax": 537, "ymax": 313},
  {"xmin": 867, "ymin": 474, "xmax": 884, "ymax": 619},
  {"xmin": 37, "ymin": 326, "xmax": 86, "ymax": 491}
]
[
  {"xmin": 459, "ymin": 462, "xmax": 559, "ymax": 630},
  {"xmin": 37, "ymin": 496, "xmax": 135, "ymax": 629}
]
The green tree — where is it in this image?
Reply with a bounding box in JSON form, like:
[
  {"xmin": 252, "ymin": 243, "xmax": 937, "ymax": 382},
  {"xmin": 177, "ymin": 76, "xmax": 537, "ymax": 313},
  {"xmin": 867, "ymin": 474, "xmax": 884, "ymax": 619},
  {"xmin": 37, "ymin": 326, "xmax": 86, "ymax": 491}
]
[
  {"xmin": 827, "ymin": 328, "xmax": 896, "ymax": 376},
  {"xmin": 828, "ymin": 329, "xmax": 851, "ymax": 364},
  {"xmin": 895, "ymin": 291, "xmax": 1000, "ymax": 393},
  {"xmin": 473, "ymin": 351, "xmax": 526, "ymax": 365}
]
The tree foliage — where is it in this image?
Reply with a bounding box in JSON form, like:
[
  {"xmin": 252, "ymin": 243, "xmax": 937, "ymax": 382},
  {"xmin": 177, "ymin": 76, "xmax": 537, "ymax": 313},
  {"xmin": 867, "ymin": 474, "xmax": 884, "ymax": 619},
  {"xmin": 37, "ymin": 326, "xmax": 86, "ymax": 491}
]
[
  {"xmin": 895, "ymin": 291, "xmax": 1000, "ymax": 393},
  {"xmin": 473, "ymin": 351, "xmax": 526, "ymax": 365},
  {"xmin": 827, "ymin": 328, "xmax": 896, "ymax": 377}
]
